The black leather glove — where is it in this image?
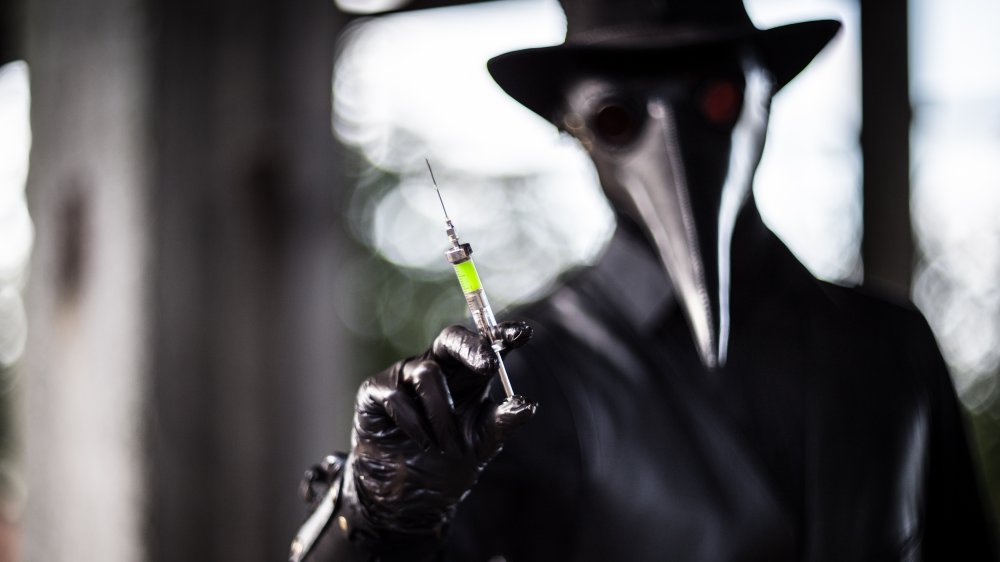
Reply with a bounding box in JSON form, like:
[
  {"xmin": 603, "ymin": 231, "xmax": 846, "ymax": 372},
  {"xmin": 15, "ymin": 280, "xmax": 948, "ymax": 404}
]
[{"xmin": 337, "ymin": 321, "xmax": 536, "ymax": 561}]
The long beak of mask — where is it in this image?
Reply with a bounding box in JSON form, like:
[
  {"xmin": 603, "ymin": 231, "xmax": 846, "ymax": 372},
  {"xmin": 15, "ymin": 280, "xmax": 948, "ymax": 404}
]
[{"xmin": 600, "ymin": 67, "xmax": 772, "ymax": 369}]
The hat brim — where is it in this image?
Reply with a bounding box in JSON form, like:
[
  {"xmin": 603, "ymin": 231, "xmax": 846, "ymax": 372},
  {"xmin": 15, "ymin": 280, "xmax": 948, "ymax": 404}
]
[{"xmin": 487, "ymin": 19, "xmax": 841, "ymax": 124}]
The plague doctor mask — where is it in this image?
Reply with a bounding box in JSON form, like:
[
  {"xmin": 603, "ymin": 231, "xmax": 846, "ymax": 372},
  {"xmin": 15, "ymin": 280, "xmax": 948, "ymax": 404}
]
[{"xmin": 488, "ymin": 0, "xmax": 841, "ymax": 368}]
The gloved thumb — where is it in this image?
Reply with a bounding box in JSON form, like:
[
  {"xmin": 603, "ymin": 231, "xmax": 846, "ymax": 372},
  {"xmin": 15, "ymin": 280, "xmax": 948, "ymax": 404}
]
[
  {"xmin": 496, "ymin": 321, "xmax": 532, "ymax": 355},
  {"xmin": 478, "ymin": 395, "xmax": 536, "ymax": 459}
]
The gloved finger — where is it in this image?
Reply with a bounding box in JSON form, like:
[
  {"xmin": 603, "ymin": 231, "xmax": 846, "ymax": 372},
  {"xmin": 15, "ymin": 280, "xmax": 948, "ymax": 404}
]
[
  {"xmin": 475, "ymin": 395, "xmax": 537, "ymax": 459},
  {"xmin": 402, "ymin": 360, "xmax": 462, "ymax": 456},
  {"xmin": 430, "ymin": 321, "xmax": 533, "ymax": 371},
  {"xmin": 430, "ymin": 325, "xmax": 497, "ymax": 376},
  {"xmin": 381, "ymin": 383, "xmax": 435, "ymax": 452},
  {"xmin": 354, "ymin": 376, "xmax": 398, "ymax": 435},
  {"xmin": 495, "ymin": 321, "xmax": 533, "ymax": 354}
]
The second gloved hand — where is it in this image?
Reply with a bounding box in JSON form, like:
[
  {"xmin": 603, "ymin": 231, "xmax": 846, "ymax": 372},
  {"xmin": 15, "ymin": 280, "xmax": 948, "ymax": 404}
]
[{"xmin": 337, "ymin": 321, "xmax": 537, "ymax": 560}]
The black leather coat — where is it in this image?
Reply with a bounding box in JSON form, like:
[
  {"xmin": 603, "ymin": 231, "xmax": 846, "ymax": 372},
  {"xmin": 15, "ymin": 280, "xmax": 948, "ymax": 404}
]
[{"xmin": 441, "ymin": 209, "xmax": 997, "ymax": 561}]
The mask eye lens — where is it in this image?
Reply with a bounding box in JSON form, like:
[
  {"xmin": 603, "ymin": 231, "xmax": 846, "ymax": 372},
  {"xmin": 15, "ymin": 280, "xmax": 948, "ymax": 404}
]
[
  {"xmin": 592, "ymin": 102, "xmax": 638, "ymax": 146},
  {"xmin": 699, "ymin": 80, "xmax": 742, "ymax": 125}
]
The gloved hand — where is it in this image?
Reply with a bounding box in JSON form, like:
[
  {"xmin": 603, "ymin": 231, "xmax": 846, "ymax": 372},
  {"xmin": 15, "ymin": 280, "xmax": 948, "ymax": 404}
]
[{"xmin": 336, "ymin": 321, "xmax": 536, "ymax": 561}]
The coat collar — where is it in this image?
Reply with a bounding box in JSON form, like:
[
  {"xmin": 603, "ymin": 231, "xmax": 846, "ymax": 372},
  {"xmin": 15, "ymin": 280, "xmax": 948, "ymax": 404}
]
[
  {"xmin": 587, "ymin": 201, "xmax": 784, "ymax": 337},
  {"xmin": 588, "ymin": 220, "xmax": 678, "ymax": 335}
]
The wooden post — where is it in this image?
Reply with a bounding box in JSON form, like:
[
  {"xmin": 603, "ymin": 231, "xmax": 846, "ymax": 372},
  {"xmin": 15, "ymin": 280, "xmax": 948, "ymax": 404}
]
[
  {"xmin": 21, "ymin": 0, "xmax": 150, "ymax": 558},
  {"xmin": 148, "ymin": 0, "xmax": 351, "ymax": 559},
  {"xmin": 22, "ymin": 0, "xmax": 352, "ymax": 559},
  {"xmin": 860, "ymin": 0, "xmax": 913, "ymax": 296}
]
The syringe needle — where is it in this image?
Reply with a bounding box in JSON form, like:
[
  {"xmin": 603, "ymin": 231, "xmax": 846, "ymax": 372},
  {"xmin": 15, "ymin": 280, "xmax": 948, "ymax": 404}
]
[
  {"xmin": 426, "ymin": 159, "xmax": 451, "ymax": 222},
  {"xmin": 495, "ymin": 352, "xmax": 515, "ymax": 399}
]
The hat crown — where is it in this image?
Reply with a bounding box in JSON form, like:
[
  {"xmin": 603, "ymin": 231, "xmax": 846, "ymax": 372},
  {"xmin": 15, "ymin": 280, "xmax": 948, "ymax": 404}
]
[
  {"xmin": 561, "ymin": 0, "xmax": 756, "ymax": 41},
  {"xmin": 487, "ymin": 0, "xmax": 840, "ymax": 124}
]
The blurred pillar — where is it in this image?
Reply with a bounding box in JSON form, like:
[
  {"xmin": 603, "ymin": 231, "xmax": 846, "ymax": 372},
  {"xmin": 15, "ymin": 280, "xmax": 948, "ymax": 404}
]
[
  {"xmin": 860, "ymin": 0, "xmax": 912, "ymax": 296},
  {"xmin": 148, "ymin": 0, "xmax": 351, "ymax": 561},
  {"xmin": 21, "ymin": 0, "xmax": 150, "ymax": 558},
  {"xmin": 0, "ymin": 0, "xmax": 21, "ymax": 65},
  {"xmin": 21, "ymin": 0, "xmax": 352, "ymax": 560}
]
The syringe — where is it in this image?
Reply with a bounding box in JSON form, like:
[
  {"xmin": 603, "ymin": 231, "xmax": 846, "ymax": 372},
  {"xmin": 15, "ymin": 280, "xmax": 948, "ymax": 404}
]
[{"xmin": 427, "ymin": 160, "xmax": 515, "ymax": 399}]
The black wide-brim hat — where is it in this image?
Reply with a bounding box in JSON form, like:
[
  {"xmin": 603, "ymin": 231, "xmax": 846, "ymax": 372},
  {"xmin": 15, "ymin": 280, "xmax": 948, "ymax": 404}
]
[{"xmin": 487, "ymin": 0, "xmax": 841, "ymax": 123}]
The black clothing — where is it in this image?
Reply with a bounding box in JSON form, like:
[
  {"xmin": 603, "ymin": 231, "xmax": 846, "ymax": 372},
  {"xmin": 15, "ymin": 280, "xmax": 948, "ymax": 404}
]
[{"xmin": 445, "ymin": 210, "xmax": 997, "ymax": 561}]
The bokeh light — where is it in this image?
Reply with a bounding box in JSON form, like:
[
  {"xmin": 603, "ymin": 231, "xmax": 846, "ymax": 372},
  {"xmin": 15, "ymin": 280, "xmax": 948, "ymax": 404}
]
[
  {"xmin": 331, "ymin": 0, "xmax": 862, "ymax": 357},
  {"xmin": 911, "ymin": 0, "xmax": 1000, "ymax": 401},
  {"xmin": 0, "ymin": 61, "xmax": 34, "ymax": 368},
  {"xmin": 750, "ymin": 0, "xmax": 862, "ymax": 283}
]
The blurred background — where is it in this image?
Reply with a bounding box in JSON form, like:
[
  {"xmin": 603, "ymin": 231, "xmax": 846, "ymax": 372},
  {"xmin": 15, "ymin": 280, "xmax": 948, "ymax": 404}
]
[{"xmin": 0, "ymin": 0, "xmax": 997, "ymax": 559}]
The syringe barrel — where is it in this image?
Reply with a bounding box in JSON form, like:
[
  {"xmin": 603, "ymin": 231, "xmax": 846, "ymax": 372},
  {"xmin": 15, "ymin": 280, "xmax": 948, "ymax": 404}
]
[
  {"xmin": 448, "ymin": 251, "xmax": 502, "ymax": 344},
  {"xmin": 444, "ymin": 239, "xmax": 514, "ymax": 398},
  {"xmin": 464, "ymin": 286, "xmax": 502, "ymax": 345}
]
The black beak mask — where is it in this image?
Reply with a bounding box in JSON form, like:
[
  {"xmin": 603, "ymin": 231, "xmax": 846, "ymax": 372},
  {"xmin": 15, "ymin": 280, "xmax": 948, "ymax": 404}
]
[{"xmin": 561, "ymin": 57, "xmax": 774, "ymax": 369}]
